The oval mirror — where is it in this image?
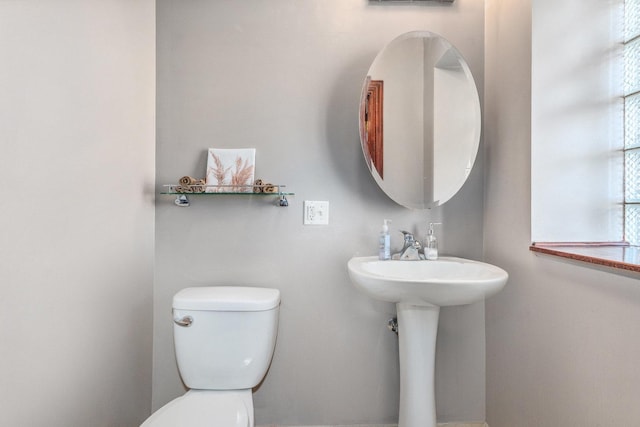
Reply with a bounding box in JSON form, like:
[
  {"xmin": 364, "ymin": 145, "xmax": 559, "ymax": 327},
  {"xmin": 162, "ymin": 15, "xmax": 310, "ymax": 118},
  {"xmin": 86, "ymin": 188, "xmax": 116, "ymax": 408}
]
[{"xmin": 359, "ymin": 31, "xmax": 481, "ymax": 209}]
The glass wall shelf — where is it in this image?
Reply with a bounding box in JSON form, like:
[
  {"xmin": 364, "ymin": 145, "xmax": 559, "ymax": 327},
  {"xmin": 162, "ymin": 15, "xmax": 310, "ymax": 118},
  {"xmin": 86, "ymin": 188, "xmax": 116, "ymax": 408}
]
[{"xmin": 160, "ymin": 184, "xmax": 293, "ymax": 207}]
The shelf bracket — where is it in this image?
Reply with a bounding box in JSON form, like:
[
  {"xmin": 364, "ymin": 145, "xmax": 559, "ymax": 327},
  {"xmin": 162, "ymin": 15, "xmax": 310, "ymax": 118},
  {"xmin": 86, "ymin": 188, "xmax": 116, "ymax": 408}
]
[{"xmin": 174, "ymin": 194, "xmax": 190, "ymax": 207}]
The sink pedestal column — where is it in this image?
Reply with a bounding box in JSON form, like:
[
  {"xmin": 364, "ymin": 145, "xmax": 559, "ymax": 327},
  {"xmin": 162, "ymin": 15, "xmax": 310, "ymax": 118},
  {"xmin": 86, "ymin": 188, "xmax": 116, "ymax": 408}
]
[{"xmin": 396, "ymin": 303, "xmax": 440, "ymax": 427}]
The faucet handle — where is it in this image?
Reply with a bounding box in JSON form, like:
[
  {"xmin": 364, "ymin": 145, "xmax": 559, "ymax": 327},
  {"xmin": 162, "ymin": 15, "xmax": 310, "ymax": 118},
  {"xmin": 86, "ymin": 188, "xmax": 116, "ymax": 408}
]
[{"xmin": 400, "ymin": 230, "xmax": 415, "ymax": 243}]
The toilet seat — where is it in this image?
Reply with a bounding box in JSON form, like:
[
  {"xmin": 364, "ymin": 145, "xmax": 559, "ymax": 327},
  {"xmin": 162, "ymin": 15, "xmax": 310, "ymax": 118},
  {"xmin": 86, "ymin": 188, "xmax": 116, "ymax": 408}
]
[{"xmin": 141, "ymin": 390, "xmax": 251, "ymax": 427}]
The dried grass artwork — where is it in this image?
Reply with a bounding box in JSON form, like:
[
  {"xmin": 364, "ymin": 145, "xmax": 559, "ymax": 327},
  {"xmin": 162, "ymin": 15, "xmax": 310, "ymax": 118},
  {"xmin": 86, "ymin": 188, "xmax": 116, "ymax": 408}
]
[{"xmin": 206, "ymin": 148, "xmax": 256, "ymax": 193}]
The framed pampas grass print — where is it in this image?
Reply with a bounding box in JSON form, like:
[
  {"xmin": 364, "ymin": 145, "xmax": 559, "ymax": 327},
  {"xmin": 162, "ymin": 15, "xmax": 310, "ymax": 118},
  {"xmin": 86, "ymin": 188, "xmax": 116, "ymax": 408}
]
[{"xmin": 206, "ymin": 148, "xmax": 256, "ymax": 193}]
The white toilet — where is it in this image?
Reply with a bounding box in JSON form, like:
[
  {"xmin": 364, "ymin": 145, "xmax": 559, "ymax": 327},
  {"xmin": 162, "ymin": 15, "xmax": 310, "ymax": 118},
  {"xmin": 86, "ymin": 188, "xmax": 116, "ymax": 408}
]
[{"xmin": 141, "ymin": 286, "xmax": 280, "ymax": 427}]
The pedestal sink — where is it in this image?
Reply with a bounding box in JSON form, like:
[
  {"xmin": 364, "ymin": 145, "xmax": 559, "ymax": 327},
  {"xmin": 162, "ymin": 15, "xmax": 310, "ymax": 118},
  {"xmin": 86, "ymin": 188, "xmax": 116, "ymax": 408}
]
[{"xmin": 347, "ymin": 256, "xmax": 508, "ymax": 427}]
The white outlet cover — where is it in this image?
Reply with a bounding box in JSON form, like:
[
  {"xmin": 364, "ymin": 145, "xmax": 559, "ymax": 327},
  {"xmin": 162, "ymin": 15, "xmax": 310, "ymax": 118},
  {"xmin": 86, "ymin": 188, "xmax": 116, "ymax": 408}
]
[{"xmin": 303, "ymin": 201, "xmax": 329, "ymax": 225}]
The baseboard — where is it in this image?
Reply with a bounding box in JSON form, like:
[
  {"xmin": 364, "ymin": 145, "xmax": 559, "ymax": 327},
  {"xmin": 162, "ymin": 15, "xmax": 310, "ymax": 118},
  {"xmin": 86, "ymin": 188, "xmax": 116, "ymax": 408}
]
[{"xmin": 257, "ymin": 423, "xmax": 488, "ymax": 427}]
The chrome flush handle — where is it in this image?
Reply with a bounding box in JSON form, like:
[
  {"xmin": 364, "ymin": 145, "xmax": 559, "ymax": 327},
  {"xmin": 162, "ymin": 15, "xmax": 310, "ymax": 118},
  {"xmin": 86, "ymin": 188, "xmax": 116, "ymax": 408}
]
[{"xmin": 173, "ymin": 315, "xmax": 193, "ymax": 327}]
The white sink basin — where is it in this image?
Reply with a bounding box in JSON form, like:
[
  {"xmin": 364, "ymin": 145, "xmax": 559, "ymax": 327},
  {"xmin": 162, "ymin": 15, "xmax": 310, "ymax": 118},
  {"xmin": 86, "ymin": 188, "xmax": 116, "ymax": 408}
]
[
  {"xmin": 347, "ymin": 256, "xmax": 508, "ymax": 307},
  {"xmin": 347, "ymin": 255, "xmax": 508, "ymax": 427}
]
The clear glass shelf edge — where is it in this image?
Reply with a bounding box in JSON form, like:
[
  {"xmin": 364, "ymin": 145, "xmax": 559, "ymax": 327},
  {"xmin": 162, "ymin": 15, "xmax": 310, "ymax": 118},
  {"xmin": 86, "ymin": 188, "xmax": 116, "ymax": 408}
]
[
  {"xmin": 160, "ymin": 191, "xmax": 295, "ymax": 196},
  {"xmin": 160, "ymin": 184, "xmax": 292, "ymax": 196}
]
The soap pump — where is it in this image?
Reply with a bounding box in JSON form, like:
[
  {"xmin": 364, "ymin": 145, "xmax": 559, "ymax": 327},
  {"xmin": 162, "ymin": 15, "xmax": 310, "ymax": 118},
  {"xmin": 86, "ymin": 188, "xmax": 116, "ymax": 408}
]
[
  {"xmin": 379, "ymin": 219, "xmax": 391, "ymax": 260},
  {"xmin": 425, "ymin": 222, "xmax": 441, "ymax": 260}
]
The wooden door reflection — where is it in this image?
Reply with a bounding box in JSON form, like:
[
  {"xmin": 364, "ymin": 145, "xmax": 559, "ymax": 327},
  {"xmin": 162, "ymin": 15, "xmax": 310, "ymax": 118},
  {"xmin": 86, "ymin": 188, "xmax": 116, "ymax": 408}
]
[{"xmin": 361, "ymin": 77, "xmax": 384, "ymax": 178}]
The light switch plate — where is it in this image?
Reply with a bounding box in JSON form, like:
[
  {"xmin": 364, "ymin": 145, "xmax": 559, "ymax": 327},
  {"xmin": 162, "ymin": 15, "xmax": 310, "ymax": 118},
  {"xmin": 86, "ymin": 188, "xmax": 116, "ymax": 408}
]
[{"xmin": 303, "ymin": 201, "xmax": 329, "ymax": 225}]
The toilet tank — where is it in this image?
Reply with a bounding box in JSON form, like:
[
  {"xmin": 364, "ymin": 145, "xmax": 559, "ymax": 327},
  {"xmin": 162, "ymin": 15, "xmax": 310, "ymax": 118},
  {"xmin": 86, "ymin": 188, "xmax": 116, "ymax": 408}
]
[{"xmin": 172, "ymin": 286, "xmax": 280, "ymax": 390}]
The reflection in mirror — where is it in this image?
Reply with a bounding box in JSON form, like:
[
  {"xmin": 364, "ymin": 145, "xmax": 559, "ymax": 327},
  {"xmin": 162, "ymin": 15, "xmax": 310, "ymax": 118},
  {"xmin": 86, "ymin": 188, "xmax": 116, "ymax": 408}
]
[
  {"xmin": 359, "ymin": 31, "xmax": 481, "ymax": 209},
  {"xmin": 361, "ymin": 77, "xmax": 384, "ymax": 178}
]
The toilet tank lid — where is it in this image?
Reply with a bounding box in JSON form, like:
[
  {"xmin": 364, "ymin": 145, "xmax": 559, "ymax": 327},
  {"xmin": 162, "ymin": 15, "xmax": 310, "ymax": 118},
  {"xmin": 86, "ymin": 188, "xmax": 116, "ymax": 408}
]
[{"xmin": 173, "ymin": 286, "xmax": 280, "ymax": 311}]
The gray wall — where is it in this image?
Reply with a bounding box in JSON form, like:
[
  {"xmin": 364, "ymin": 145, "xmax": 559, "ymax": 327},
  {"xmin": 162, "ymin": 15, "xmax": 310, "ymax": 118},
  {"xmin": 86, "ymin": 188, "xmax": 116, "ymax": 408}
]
[
  {"xmin": 0, "ymin": 1, "xmax": 155, "ymax": 426},
  {"xmin": 484, "ymin": 0, "xmax": 640, "ymax": 425},
  {"xmin": 155, "ymin": 0, "xmax": 486, "ymax": 425}
]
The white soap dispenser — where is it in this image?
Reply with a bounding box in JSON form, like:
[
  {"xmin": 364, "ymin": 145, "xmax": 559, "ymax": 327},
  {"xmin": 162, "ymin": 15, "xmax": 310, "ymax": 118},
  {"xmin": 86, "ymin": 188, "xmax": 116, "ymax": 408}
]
[
  {"xmin": 379, "ymin": 219, "xmax": 391, "ymax": 260},
  {"xmin": 425, "ymin": 222, "xmax": 440, "ymax": 260}
]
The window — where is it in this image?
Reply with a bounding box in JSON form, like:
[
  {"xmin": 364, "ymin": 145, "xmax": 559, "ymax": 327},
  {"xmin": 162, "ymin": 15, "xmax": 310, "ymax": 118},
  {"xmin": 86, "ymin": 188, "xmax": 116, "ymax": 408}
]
[
  {"xmin": 530, "ymin": 0, "xmax": 640, "ymax": 272},
  {"xmin": 625, "ymin": 0, "xmax": 640, "ymax": 245},
  {"xmin": 531, "ymin": 0, "xmax": 623, "ymax": 243}
]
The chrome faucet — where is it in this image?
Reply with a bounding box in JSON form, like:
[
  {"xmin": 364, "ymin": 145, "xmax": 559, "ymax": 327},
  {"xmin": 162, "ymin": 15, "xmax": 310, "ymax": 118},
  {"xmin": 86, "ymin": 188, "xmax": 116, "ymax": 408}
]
[{"xmin": 395, "ymin": 231, "xmax": 424, "ymax": 260}]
